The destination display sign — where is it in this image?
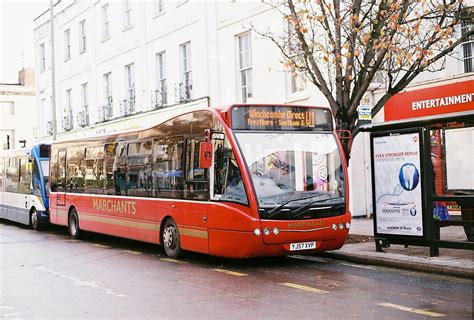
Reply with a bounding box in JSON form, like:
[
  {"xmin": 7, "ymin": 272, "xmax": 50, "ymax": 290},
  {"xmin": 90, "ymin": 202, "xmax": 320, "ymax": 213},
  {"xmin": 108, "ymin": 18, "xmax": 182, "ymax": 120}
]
[{"xmin": 231, "ymin": 106, "xmax": 333, "ymax": 131}]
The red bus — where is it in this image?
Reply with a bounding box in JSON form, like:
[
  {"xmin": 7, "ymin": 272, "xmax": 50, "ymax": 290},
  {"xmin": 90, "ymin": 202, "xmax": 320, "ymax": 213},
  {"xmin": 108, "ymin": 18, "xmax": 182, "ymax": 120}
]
[{"xmin": 49, "ymin": 104, "xmax": 350, "ymax": 258}]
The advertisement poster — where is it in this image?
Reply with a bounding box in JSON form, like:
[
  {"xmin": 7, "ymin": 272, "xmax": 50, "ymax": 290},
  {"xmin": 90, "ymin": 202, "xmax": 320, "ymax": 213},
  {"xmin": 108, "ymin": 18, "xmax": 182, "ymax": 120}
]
[{"xmin": 373, "ymin": 132, "xmax": 423, "ymax": 236}]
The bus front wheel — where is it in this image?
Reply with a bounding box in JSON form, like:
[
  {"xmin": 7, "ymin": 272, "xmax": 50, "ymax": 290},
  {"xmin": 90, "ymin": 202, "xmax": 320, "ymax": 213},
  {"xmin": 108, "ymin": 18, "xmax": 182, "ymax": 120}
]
[
  {"xmin": 162, "ymin": 219, "xmax": 181, "ymax": 258},
  {"xmin": 68, "ymin": 208, "xmax": 81, "ymax": 239},
  {"xmin": 30, "ymin": 208, "xmax": 40, "ymax": 231}
]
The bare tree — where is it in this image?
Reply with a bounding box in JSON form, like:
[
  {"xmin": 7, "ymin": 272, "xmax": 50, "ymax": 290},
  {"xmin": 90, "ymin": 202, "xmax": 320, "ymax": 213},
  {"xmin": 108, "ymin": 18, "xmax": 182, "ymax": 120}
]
[{"xmin": 258, "ymin": 0, "xmax": 474, "ymax": 160}]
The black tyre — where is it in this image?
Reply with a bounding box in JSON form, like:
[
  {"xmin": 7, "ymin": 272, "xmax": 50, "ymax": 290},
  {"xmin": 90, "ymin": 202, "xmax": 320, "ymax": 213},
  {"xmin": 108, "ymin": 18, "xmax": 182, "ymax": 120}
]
[
  {"xmin": 30, "ymin": 208, "xmax": 40, "ymax": 231},
  {"xmin": 162, "ymin": 218, "xmax": 181, "ymax": 258},
  {"xmin": 68, "ymin": 208, "xmax": 81, "ymax": 239}
]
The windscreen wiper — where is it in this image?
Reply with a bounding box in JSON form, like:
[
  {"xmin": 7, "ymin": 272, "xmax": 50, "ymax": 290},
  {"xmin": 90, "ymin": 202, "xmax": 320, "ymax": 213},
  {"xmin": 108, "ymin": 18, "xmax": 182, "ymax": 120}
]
[
  {"xmin": 266, "ymin": 193, "xmax": 330, "ymax": 218},
  {"xmin": 291, "ymin": 197, "xmax": 345, "ymax": 219}
]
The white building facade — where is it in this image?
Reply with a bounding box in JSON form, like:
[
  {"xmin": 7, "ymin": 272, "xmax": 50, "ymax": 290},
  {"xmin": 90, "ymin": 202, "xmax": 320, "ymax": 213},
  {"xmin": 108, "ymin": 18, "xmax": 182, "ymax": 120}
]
[
  {"xmin": 0, "ymin": 68, "xmax": 37, "ymax": 150},
  {"xmin": 34, "ymin": 0, "xmax": 473, "ymax": 216}
]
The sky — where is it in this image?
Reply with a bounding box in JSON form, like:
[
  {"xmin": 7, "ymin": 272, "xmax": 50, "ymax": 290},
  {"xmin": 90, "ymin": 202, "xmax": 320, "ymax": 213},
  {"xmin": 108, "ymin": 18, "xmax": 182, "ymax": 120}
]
[{"xmin": 1, "ymin": 0, "xmax": 49, "ymax": 84}]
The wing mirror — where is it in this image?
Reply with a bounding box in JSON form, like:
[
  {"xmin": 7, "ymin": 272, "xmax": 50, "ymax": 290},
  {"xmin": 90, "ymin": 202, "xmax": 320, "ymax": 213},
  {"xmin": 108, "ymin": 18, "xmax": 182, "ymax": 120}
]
[{"xmin": 199, "ymin": 129, "xmax": 213, "ymax": 169}]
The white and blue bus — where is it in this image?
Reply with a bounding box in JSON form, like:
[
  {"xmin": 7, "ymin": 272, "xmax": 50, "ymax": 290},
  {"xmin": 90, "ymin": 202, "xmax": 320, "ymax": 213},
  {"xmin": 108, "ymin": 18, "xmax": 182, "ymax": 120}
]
[{"xmin": 0, "ymin": 144, "xmax": 50, "ymax": 229}]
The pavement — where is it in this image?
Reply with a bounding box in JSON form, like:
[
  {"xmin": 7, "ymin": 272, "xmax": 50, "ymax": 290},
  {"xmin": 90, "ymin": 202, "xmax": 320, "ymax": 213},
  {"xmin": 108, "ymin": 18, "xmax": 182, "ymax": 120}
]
[{"xmin": 321, "ymin": 217, "xmax": 474, "ymax": 279}]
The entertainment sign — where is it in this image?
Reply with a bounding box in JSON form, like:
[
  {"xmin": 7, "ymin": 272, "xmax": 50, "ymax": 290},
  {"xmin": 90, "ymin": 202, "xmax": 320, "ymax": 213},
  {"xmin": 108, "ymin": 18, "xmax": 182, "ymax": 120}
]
[
  {"xmin": 384, "ymin": 79, "xmax": 474, "ymax": 121},
  {"xmin": 231, "ymin": 105, "xmax": 333, "ymax": 131}
]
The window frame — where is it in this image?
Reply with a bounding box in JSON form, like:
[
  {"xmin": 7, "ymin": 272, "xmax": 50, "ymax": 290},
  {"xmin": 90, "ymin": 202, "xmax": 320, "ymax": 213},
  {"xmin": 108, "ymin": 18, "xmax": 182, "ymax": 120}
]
[
  {"xmin": 237, "ymin": 31, "xmax": 253, "ymax": 103},
  {"xmin": 101, "ymin": 4, "xmax": 110, "ymax": 40},
  {"xmin": 123, "ymin": 0, "xmax": 132, "ymax": 29},
  {"xmin": 39, "ymin": 43, "xmax": 46, "ymax": 72},
  {"xmin": 79, "ymin": 19, "xmax": 87, "ymax": 54},
  {"xmin": 64, "ymin": 29, "xmax": 71, "ymax": 61}
]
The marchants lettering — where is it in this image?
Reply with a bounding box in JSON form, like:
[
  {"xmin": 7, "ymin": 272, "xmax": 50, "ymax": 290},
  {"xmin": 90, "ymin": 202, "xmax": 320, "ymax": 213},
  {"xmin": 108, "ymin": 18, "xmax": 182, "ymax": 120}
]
[{"xmin": 92, "ymin": 198, "xmax": 136, "ymax": 215}]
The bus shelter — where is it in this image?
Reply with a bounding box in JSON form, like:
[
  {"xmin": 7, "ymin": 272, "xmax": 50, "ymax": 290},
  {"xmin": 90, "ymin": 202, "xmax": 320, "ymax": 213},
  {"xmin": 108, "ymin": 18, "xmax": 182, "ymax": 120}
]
[{"xmin": 361, "ymin": 110, "xmax": 474, "ymax": 256}]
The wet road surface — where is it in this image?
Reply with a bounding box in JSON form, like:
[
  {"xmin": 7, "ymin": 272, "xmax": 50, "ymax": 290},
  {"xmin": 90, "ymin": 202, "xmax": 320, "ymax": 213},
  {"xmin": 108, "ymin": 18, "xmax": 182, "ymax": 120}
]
[{"xmin": 0, "ymin": 220, "xmax": 472, "ymax": 319}]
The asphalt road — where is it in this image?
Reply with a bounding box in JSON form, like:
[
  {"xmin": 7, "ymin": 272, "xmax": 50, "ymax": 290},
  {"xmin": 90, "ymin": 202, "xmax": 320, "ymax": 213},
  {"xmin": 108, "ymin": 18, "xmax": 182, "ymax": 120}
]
[{"xmin": 0, "ymin": 220, "xmax": 472, "ymax": 319}]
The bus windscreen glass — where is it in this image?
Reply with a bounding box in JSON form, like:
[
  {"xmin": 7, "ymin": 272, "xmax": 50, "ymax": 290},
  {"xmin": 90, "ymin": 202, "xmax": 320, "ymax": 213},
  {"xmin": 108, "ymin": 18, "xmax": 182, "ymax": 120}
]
[
  {"xmin": 235, "ymin": 132, "xmax": 345, "ymax": 209},
  {"xmin": 231, "ymin": 105, "xmax": 333, "ymax": 131}
]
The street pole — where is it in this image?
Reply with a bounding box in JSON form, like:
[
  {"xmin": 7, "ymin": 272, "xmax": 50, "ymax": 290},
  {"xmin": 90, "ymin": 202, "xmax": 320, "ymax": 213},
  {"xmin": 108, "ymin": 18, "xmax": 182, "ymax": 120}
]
[{"xmin": 49, "ymin": 0, "xmax": 57, "ymax": 141}]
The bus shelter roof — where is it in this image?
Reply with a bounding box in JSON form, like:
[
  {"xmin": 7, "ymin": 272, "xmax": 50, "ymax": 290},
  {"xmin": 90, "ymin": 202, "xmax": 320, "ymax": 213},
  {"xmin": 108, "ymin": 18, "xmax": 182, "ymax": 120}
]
[{"xmin": 360, "ymin": 110, "xmax": 474, "ymax": 133}]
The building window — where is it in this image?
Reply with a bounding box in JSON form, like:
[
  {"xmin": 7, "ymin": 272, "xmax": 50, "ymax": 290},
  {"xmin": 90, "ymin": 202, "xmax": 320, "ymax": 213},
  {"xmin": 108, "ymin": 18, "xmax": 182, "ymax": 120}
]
[
  {"xmin": 237, "ymin": 32, "xmax": 253, "ymax": 102},
  {"xmin": 64, "ymin": 29, "xmax": 71, "ymax": 61},
  {"xmin": 81, "ymin": 83, "xmax": 88, "ymax": 108},
  {"xmin": 0, "ymin": 102, "xmax": 14, "ymax": 117},
  {"xmin": 461, "ymin": 20, "xmax": 473, "ymax": 73},
  {"xmin": 102, "ymin": 4, "xmax": 110, "ymax": 39},
  {"xmin": 102, "ymin": 72, "xmax": 113, "ymax": 120},
  {"xmin": 63, "ymin": 89, "xmax": 73, "ymax": 131},
  {"xmin": 79, "ymin": 20, "xmax": 87, "ymax": 53},
  {"xmin": 287, "ymin": 22, "xmax": 306, "ymax": 94},
  {"xmin": 154, "ymin": 0, "xmax": 164, "ymax": 15},
  {"xmin": 178, "ymin": 42, "xmax": 192, "ymax": 102},
  {"xmin": 123, "ymin": 0, "xmax": 132, "ymax": 29},
  {"xmin": 39, "ymin": 43, "xmax": 46, "ymax": 72},
  {"xmin": 79, "ymin": 83, "xmax": 89, "ymax": 127},
  {"xmin": 122, "ymin": 63, "xmax": 135, "ymax": 115},
  {"xmin": 155, "ymin": 51, "xmax": 167, "ymax": 106},
  {"xmin": 65, "ymin": 89, "xmax": 72, "ymax": 110}
]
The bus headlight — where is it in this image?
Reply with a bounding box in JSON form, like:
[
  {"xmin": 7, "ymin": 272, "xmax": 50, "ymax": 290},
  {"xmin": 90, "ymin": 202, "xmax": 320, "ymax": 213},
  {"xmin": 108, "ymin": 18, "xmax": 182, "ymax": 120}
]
[
  {"xmin": 273, "ymin": 227, "xmax": 280, "ymax": 235},
  {"xmin": 254, "ymin": 228, "xmax": 261, "ymax": 236},
  {"xmin": 345, "ymin": 222, "xmax": 351, "ymax": 230},
  {"xmin": 332, "ymin": 223, "xmax": 337, "ymax": 231},
  {"xmin": 263, "ymin": 228, "xmax": 271, "ymax": 236},
  {"xmin": 339, "ymin": 223, "xmax": 344, "ymax": 230}
]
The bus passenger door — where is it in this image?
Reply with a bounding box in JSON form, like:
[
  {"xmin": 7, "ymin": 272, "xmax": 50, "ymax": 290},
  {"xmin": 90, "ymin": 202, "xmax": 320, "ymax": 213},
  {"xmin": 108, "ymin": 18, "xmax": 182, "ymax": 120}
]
[{"xmin": 55, "ymin": 150, "xmax": 67, "ymax": 223}]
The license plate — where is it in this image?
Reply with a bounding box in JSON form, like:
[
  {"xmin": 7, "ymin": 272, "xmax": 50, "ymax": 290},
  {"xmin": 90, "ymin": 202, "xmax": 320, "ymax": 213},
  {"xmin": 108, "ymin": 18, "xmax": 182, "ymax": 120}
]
[{"xmin": 290, "ymin": 241, "xmax": 316, "ymax": 251}]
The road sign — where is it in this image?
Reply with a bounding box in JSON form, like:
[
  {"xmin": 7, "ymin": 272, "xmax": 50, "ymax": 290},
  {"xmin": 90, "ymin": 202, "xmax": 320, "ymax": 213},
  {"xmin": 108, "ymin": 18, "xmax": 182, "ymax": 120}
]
[{"xmin": 358, "ymin": 104, "xmax": 372, "ymax": 121}]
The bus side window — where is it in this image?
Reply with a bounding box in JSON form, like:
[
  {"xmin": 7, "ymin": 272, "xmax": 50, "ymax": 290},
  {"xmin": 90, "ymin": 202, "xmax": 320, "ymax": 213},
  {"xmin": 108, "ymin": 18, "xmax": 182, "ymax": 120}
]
[
  {"xmin": 112, "ymin": 143, "xmax": 127, "ymax": 196},
  {"xmin": 104, "ymin": 143, "xmax": 117, "ymax": 195},
  {"xmin": 32, "ymin": 160, "xmax": 42, "ymax": 196},
  {"xmin": 126, "ymin": 140, "xmax": 153, "ymax": 198},
  {"xmin": 84, "ymin": 146, "xmax": 104, "ymax": 194},
  {"xmin": 18, "ymin": 157, "xmax": 32, "ymax": 194},
  {"xmin": 57, "ymin": 150, "xmax": 67, "ymax": 193},
  {"xmin": 67, "ymin": 146, "xmax": 86, "ymax": 193},
  {"xmin": 152, "ymin": 137, "xmax": 185, "ymax": 199},
  {"xmin": 50, "ymin": 152, "xmax": 58, "ymax": 192},
  {"xmin": 213, "ymin": 135, "xmax": 248, "ymax": 205},
  {"xmin": 183, "ymin": 137, "xmax": 208, "ymax": 200}
]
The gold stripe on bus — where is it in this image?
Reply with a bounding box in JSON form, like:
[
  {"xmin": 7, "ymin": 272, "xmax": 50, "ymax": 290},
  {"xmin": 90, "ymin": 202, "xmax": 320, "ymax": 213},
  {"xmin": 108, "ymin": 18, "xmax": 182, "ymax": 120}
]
[
  {"xmin": 57, "ymin": 209, "xmax": 68, "ymax": 219},
  {"xmin": 79, "ymin": 213, "xmax": 156, "ymax": 231},
  {"xmin": 178, "ymin": 227, "xmax": 208, "ymax": 239}
]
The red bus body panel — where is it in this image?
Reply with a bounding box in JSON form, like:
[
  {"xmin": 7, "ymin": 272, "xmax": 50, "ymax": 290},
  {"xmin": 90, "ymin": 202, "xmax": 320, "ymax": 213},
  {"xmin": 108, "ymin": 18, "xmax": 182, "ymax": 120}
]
[{"xmin": 48, "ymin": 104, "xmax": 351, "ymax": 258}]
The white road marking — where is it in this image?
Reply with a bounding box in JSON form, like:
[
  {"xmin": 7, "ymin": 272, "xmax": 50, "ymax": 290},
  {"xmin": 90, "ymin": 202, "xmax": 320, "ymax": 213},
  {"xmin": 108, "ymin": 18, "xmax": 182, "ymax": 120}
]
[
  {"xmin": 122, "ymin": 249, "xmax": 141, "ymax": 255},
  {"xmin": 279, "ymin": 282, "xmax": 329, "ymax": 294},
  {"xmin": 36, "ymin": 266, "xmax": 126, "ymax": 298},
  {"xmin": 93, "ymin": 243, "xmax": 111, "ymax": 249},
  {"xmin": 4, "ymin": 313, "xmax": 21, "ymax": 317},
  {"xmin": 378, "ymin": 302, "xmax": 445, "ymax": 317},
  {"xmin": 340, "ymin": 263, "xmax": 377, "ymax": 270},
  {"xmin": 160, "ymin": 258, "xmax": 188, "ymax": 264},
  {"xmin": 289, "ymin": 255, "xmax": 329, "ymax": 263}
]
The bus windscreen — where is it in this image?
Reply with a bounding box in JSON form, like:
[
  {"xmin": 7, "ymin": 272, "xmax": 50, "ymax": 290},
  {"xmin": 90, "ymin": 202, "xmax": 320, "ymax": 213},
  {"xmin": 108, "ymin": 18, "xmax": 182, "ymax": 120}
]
[{"xmin": 231, "ymin": 105, "xmax": 333, "ymax": 131}]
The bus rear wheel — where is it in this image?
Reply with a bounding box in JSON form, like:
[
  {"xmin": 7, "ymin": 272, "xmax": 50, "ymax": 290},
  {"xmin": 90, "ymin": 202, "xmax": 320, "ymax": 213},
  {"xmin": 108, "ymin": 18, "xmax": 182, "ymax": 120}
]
[
  {"xmin": 30, "ymin": 208, "xmax": 40, "ymax": 231},
  {"xmin": 68, "ymin": 208, "xmax": 81, "ymax": 239},
  {"xmin": 162, "ymin": 219, "xmax": 181, "ymax": 258}
]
